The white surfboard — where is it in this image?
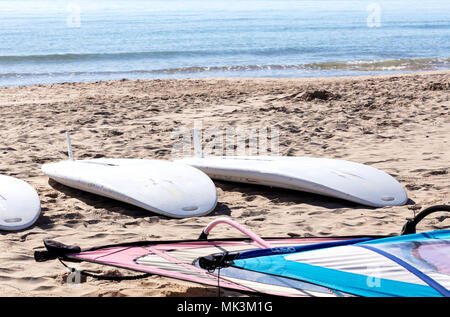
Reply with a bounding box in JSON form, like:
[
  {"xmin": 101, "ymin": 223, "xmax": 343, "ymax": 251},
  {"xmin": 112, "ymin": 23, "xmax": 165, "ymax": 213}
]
[
  {"xmin": 176, "ymin": 130, "xmax": 408, "ymax": 208},
  {"xmin": 0, "ymin": 175, "xmax": 41, "ymax": 231},
  {"xmin": 42, "ymin": 133, "xmax": 217, "ymax": 218}
]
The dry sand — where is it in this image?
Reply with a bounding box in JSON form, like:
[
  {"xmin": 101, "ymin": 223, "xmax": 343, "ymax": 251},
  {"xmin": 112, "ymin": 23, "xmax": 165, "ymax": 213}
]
[{"xmin": 0, "ymin": 71, "xmax": 449, "ymax": 296}]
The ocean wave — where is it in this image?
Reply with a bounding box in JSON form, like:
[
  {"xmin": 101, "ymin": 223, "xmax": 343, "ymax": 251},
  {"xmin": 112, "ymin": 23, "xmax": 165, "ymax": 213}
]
[
  {"xmin": 1, "ymin": 58, "xmax": 449, "ymax": 79},
  {"xmin": 0, "ymin": 48, "xmax": 319, "ymax": 63},
  {"xmin": 304, "ymin": 58, "xmax": 450, "ymax": 71}
]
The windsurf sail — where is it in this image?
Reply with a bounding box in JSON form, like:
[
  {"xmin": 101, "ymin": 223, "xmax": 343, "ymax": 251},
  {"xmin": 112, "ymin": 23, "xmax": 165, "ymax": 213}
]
[
  {"xmin": 34, "ymin": 205, "xmax": 450, "ymax": 297},
  {"xmin": 209, "ymin": 230, "xmax": 450, "ymax": 297}
]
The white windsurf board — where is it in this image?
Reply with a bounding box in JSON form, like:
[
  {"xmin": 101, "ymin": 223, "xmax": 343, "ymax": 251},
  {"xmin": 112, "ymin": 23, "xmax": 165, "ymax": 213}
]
[
  {"xmin": 42, "ymin": 158, "xmax": 218, "ymax": 218},
  {"xmin": 0, "ymin": 175, "xmax": 41, "ymax": 231},
  {"xmin": 177, "ymin": 155, "xmax": 407, "ymax": 207},
  {"xmin": 42, "ymin": 133, "xmax": 217, "ymax": 218}
]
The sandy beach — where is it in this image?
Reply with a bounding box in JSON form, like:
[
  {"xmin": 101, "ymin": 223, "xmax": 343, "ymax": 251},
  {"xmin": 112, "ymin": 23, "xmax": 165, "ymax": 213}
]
[{"xmin": 0, "ymin": 70, "xmax": 449, "ymax": 297}]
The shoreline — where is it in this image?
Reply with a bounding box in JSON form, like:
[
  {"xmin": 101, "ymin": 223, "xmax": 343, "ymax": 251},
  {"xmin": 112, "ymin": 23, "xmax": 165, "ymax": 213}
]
[
  {"xmin": 1, "ymin": 69, "xmax": 450, "ymax": 89},
  {"xmin": 0, "ymin": 70, "xmax": 448, "ymax": 296}
]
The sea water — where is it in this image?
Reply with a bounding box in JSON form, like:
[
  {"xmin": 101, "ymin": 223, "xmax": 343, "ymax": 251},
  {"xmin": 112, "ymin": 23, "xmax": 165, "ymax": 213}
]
[{"xmin": 0, "ymin": 0, "xmax": 449, "ymax": 86}]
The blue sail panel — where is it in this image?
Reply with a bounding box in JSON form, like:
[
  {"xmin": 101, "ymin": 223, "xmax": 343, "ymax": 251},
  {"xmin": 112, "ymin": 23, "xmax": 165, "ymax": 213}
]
[{"xmin": 232, "ymin": 231, "xmax": 450, "ymax": 297}]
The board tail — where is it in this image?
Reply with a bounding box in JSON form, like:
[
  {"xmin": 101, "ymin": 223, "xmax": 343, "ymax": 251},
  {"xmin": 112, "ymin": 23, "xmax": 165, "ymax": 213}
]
[
  {"xmin": 66, "ymin": 131, "xmax": 74, "ymax": 161},
  {"xmin": 192, "ymin": 128, "xmax": 203, "ymax": 158}
]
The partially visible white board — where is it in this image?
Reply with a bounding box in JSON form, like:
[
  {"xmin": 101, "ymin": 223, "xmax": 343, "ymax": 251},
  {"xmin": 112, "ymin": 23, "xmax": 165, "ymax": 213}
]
[
  {"xmin": 42, "ymin": 159, "xmax": 218, "ymax": 218},
  {"xmin": 177, "ymin": 156, "xmax": 408, "ymax": 207},
  {"xmin": 0, "ymin": 175, "xmax": 41, "ymax": 231}
]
